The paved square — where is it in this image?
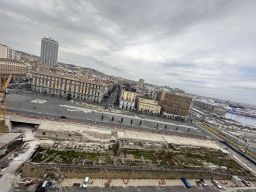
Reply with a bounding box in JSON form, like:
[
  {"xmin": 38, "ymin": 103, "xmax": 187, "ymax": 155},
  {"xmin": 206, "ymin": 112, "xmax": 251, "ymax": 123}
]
[{"xmin": 31, "ymin": 99, "xmax": 47, "ymax": 104}]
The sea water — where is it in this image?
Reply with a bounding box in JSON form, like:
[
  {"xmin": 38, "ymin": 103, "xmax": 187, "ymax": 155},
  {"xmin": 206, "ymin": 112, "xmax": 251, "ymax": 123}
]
[{"xmin": 225, "ymin": 112, "xmax": 256, "ymax": 127}]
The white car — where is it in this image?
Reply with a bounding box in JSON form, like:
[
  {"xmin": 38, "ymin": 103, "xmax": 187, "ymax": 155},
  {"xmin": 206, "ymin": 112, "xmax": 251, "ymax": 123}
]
[
  {"xmin": 212, "ymin": 179, "xmax": 222, "ymax": 189},
  {"xmin": 200, "ymin": 179, "xmax": 207, "ymax": 186},
  {"xmin": 82, "ymin": 177, "xmax": 89, "ymax": 188}
]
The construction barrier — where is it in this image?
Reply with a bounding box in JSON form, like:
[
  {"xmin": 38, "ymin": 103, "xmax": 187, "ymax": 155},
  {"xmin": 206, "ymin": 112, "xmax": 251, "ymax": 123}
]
[
  {"xmin": 219, "ymin": 180, "xmax": 228, "ymax": 185},
  {"xmin": 159, "ymin": 178, "xmax": 166, "ymax": 185},
  {"xmin": 122, "ymin": 178, "xmax": 129, "ymax": 184}
]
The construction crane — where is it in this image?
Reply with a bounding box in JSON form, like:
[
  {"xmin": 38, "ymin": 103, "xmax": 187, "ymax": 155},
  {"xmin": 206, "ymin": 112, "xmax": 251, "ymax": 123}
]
[{"xmin": 0, "ymin": 74, "xmax": 12, "ymax": 133}]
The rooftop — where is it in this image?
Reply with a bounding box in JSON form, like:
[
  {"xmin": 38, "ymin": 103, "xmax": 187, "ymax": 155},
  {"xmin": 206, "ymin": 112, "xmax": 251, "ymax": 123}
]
[
  {"xmin": 33, "ymin": 71, "xmax": 105, "ymax": 85},
  {"xmin": 0, "ymin": 58, "xmax": 31, "ymax": 66},
  {"xmin": 42, "ymin": 37, "xmax": 58, "ymax": 43},
  {"xmin": 0, "ymin": 133, "xmax": 22, "ymax": 149}
]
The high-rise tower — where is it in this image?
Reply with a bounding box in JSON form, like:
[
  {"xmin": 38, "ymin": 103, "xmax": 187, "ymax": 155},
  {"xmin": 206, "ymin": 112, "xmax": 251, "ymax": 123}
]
[
  {"xmin": 138, "ymin": 79, "xmax": 144, "ymax": 88},
  {"xmin": 40, "ymin": 37, "xmax": 59, "ymax": 67}
]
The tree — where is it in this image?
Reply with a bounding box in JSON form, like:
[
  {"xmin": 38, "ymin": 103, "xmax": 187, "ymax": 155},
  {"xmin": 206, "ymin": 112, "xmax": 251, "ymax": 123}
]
[{"xmin": 67, "ymin": 93, "xmax": 71, "ymax": 101}]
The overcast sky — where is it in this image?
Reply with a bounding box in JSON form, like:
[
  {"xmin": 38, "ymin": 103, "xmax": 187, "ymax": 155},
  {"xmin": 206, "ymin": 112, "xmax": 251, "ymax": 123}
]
[{"xmin": 1, "ymin": 0, "xmax": 256, "ymax": 105}]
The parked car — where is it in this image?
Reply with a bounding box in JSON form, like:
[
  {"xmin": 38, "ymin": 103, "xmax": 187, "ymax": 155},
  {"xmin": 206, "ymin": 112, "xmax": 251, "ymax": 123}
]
[
  {"xmin": 200, "ymin": 179, "xmax": 207, "ymax": 186},
  {"xmin": 60, "ymin": 116, "xmax": 67, "ymax": 119},
  {"xmin": 181, "ymin": 177, "xmax": 191, "ymax": 188},
  {"xmin": 212, "ymin": 178, "xmax": 222, "ymax": 189},
  {"xmin": 240, "ymin": 178, "xmax": 251, "ymax": 187},
  {"xmin": 82, "ymin": 177, "xmax": 89, "ymax": 188}
]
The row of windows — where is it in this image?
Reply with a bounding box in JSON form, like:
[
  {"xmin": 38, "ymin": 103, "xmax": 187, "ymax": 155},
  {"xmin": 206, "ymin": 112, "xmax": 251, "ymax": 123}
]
[
  {"xmin": 34, "ymin": 75, "xmax": 101, "ymax": 88},
  {"xmin": 33, "ymin": 85, "xmax": 101, "ymax": 96}
]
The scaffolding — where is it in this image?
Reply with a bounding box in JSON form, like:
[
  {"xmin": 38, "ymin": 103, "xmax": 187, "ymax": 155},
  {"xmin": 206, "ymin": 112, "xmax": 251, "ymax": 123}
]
[{"xmin": 0, "ymin": 74, "xmax": 12, "ymax": 133}]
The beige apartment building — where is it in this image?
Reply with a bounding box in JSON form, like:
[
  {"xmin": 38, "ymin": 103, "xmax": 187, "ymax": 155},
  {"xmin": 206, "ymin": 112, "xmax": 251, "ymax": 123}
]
[
  {"xmin": 31, "ymin": 71, "xmax": 105, "ymax": 102},
  {"xmin": 0, "ymin": 45, "xmax": 7, "ymax": 58},
  {"xmin": 119, "ymin": 89, "xmax": 137, "ymax": 110},
  {"xmin": 136, "ymin": 97, "xmax": 161, "ymax": 114},
  {"xmin": 0, "ymin": 58, "xmax": 32, "ymax": 79}
]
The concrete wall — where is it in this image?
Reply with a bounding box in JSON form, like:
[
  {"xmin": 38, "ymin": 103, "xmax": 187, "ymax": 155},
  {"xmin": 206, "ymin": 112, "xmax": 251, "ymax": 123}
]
[
  {"xmin": 5, "ymin": 118, "xmax": 12, "ymax": 133},
  {"xmin": 21, "ymin": 163, "xmax": 254, "ymax": 180},
  {"xmin": 193, "ymin": 101, "xmax": 226, "ymax": 116},
  {"xmin": 35, "ymin": 128, "xmax": 111, "ymax": 143}
]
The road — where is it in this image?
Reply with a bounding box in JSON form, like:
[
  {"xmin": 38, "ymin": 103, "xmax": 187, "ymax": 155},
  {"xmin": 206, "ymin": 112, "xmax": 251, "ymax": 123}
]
[
  {"xmin": 196, "ymin": 121, "xmax": 256, "ymax": 176},
  {"xmin": 6, "ymin": 90, "xmax": 209, "ymax": 140}
]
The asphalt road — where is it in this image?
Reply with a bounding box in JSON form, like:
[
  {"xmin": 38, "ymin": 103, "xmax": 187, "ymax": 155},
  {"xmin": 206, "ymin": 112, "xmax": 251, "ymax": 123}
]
[
  {"xmin": 6, "ymin": 90, "xmax": 209, "ymax": 139},
  {"xmin": 12, "ymin": 185, "xmax": 256, "ymax": 192},
  {"xmin": 62, "ymin": 186, "xmax": 221, "ymax": 192}
]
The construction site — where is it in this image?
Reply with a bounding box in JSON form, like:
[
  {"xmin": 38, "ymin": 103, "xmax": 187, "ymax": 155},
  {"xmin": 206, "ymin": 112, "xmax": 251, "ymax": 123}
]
[
  {"xmin": 8, "ymin": 116, "xmax": 252, "ymax": 191},
  {"xmin": 0, "ymin": 77, "xmax": 256, "ymax": 191}
]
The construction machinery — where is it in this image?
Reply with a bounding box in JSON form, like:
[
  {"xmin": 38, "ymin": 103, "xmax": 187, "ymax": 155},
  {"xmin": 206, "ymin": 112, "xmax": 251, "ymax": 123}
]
[{"xmin": 0, "ymin": 74, "xmax": 12, "ymax": 133}]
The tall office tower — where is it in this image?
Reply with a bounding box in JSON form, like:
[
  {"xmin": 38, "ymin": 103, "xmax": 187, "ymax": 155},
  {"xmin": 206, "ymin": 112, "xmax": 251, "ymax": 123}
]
[
  {"xmin": 138, "ymin": 79, "xmax": 144, "ymax": 88},
  {"xmin": 40, "ymin": 37, "xmax": 59, "ymax": 67}
]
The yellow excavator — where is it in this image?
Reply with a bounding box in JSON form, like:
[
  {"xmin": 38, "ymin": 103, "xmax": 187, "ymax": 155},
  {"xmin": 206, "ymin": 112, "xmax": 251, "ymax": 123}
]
[{"xmin": 0, "ymin": 74, "xmax": 12, "ymax": 133}]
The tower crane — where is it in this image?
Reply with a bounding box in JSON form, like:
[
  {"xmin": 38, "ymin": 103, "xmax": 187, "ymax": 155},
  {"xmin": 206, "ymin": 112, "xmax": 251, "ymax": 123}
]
[{"xmin": 0, "ymin": 74, "xmax": 12, "ymax": 133}]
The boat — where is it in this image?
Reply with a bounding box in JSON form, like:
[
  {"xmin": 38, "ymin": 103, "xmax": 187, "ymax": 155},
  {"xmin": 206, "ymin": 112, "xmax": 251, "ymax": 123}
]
[{"xmin": 226, "ymin": 108, "xmax": 256, "ymax": 118}]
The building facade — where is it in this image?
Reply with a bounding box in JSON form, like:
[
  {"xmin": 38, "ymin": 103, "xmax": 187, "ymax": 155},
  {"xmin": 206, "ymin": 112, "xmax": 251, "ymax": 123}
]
[
  {"xmin": 0, "ymin": 58, "xmax": 32, "ymax": 79},
  {"xmin": 31, "ymin": 71, "xmax": 105, "ymax": 102},
  {"xmin": 158, "ymin": 91, "xmax": 193, "ymax": 116},
  {"xmin": 192, "ymin": 100, "xmax": 226, "ymax": 116},
  {"xmin": 0, "ymin": 44, "xmax": 15, "ymax": 60},
  {"xmin": 136, "ymin": 97, "xmax": 161, "ymax": 114},
  {"xmin": 138, "ymin": 79, "xmax": 144, "ymax": 88},
  {"xmin": 119, "ymin": 89, "xmax": 136, "ymax": 110},
  {"xmin": 0, "ymin": 44, "xmax": 7, "ymax": 58},
  {"xmin": 40, "ymin": 37, "xmax": 59, "ymax": 67}
]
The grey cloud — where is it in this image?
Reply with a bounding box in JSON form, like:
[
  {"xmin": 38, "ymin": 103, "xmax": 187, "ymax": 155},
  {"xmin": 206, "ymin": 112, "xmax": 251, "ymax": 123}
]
[
  {"xmin": 94, "ymin": 60, "xmax": 125, "ymax": 73},
  {"xmin": 1, "ymin": 0, "xmax": 256, "ymax": 104},
  {"xmin": 164, "ymin": 72, "xmax": 180, "ymax": 77},
  {"xmin": 162, "ymin": 62, "xmax": 194, "ymax": 68}
]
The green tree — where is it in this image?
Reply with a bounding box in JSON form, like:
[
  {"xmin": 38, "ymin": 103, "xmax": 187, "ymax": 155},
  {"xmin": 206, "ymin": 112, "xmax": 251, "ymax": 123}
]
[{"xmin": 67, "ymin": 93, "xmax": 71, "ymax": 101}]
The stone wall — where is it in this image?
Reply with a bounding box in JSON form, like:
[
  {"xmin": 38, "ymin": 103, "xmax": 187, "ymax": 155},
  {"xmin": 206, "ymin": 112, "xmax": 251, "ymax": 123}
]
[{"xmin": 21, "ymin": 163, "xmax": 256, "ymax": 181}]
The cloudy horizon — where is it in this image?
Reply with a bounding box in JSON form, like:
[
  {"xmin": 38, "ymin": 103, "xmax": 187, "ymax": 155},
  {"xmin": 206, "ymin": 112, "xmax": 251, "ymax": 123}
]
[{"xmin": 1, "ymin": 0, "xmax": 256, "ymax": 105}]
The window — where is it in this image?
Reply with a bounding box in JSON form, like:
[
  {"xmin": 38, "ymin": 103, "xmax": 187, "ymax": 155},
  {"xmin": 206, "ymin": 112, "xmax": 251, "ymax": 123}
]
[{"xmin": 42, "ymin": 132, "xmax": 46, "ymax": 135}]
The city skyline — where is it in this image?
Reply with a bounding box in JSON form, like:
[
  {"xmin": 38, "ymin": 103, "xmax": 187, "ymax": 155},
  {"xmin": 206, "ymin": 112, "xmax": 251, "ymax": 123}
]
[{"xmin": 1, "ymin": 0, "xmax": 256, "ymax": 105}]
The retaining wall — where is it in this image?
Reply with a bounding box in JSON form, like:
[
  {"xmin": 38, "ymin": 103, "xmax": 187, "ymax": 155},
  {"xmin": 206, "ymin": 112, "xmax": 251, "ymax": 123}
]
[{"xmin": 22, "ymin": 163, "xmax": 256, "ymax": 181}]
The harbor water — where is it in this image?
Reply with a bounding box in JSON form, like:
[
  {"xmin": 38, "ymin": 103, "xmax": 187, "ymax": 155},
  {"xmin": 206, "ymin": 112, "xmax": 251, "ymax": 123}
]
[{"xmin": 225, "ymin": 112, "xmax": 256, "ymax": 127}]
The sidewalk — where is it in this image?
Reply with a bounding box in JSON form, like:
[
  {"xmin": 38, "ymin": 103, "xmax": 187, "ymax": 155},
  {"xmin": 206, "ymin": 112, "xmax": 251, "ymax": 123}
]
[{"xmin": 60, "ymin": 178, "xmax": 215, "ymax": 188}]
